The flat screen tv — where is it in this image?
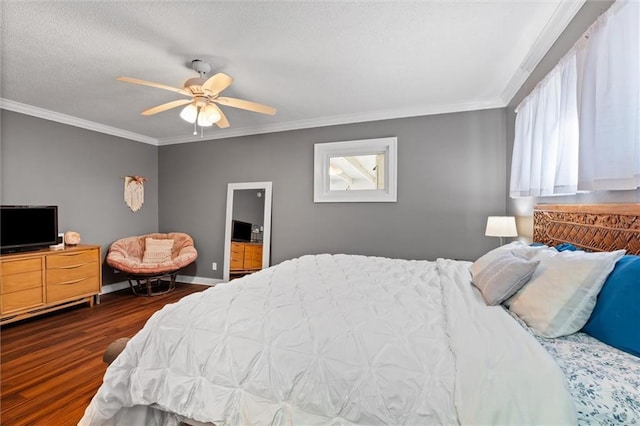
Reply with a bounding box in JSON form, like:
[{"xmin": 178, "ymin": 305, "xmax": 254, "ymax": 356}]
[
  {"xmin": 1, "ymin": 205, "xmax": 58, "ymax": 253},
  {"xmin": 231, "ymin": 220, "xmax": 252, "ymax": 242}
]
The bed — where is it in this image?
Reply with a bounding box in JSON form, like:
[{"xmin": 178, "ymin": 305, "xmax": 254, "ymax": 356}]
[{"xmin": 80, "ymin": 203, "xmax": 640, "ymax": 425}]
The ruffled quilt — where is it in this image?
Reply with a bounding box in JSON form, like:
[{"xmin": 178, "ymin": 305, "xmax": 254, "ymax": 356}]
[{"xmin": 81, "ymin": 254, "xmax": 576, "ymax": 425}]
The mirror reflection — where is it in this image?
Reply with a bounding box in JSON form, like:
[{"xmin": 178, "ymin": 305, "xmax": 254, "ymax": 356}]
[
  {"xmin": 329, "ymin": 154, "xmax": 385, "ymax": 191},
  {"xmin": 223, "ymin": 182, "xmax": 272, "ymax": 282},
  {"xmin": 314, "ymin": 137, "xmax": 397, "ymax": 203},
  {"xmin": 230, "ymin": 189, "xmax": 264, "ymax": 280}
]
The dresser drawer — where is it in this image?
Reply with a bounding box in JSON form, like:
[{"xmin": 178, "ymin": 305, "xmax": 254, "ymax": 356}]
[
  {"xmin": 0, "ymin": 245, "xmax": 101, "ymax": 323},
  {"xmin": 246, "ymin": 248, "xmax": 262, "ymax": 269},
  {"xmin": 1, "ymin": 287, "xmax": 43, "ymax": 314},
  {"xmin": 230, "ymin": 256, "xmax": 244, "ymax": 270},
  {"xmin": 245, "ymin": 245, "xmax": 262, "ymax": 263},
  {"xmin": 247, "ymin": 258, "xmax": 262, "ymax": 270},
  {"xmin": 230, "ymin": 248, "xmax": 244, "ymax": 260},
  {"xmin": 230, "ymin": 242, "xmax": 244, "ymax": 269},
  {"xmin": 0, "ymin": 270, "xmax": 43, "ymax": 294},
  {"xmin": 47, "ymin": 275, "xmax": 99, "ymax": 303},
  {"xmin": 47, "ymin": 262, "xmax": 98, "ymax": 284},
  {"xmin": 245, "ymin": 245, "xmax": 262, "ymax": 258},
  {"xmin": 1, "ymin": 258, "xmax": 42, "ymax": 276},
  {"xmin": 47, "ymin": 249, "xmax": 97, "ymax": 269}
]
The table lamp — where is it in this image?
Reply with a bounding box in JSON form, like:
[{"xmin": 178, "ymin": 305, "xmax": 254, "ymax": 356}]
[{"xmin": 485, "ymin": 216, "xmax": 518, "ymax": 246}]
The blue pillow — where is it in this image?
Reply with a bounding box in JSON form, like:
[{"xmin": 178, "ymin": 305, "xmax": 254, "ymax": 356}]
[
  {"xmin": 582, "ymin": 255, "xmax": 640, "ymax": 357},
  {"xmin": 529, "ymin": 242, "xmax": 580, "ymax": 251},
  {"xmin": 555, "ymin": 243, "xmax": 580, "ymax": 252}
]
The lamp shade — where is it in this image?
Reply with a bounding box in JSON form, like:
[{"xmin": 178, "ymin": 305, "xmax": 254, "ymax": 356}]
[
  {"xmin": 485, "ymin": 216, "xmax": 518, "ymax": 237},
  {"xmin": 179, "ymin": 104, "xmax": 198, "ymax": 123},
  {"xmin": 199, "ymin": 104, "xmax": 221, "ymax": 125},
  {"xmin": 197, "ymin": 111, "xmax": 214, "ymax": 127}
]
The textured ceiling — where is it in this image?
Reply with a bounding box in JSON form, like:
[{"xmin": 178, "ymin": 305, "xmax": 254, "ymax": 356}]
[{"xmin": 0, "ymin": 1, "xmax": 583, "ymax": 145}]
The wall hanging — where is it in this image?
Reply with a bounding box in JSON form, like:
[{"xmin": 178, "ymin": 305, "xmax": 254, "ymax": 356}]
[{"xmin": 123, "ymin": 176, "xmax": 146, "ymax": 212}]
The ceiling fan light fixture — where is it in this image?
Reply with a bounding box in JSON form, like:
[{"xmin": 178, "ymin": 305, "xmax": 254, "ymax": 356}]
[
  {"xmin": 118, "ymin": 60, "xmax": 275, "ymax": 135},
  {"xmin": 200, "ymin": 104, "xmax": 222, "ymax": 125},
  {"xmin": 197, "ymin": 112, "xmax": 214, "ymax": 127},
  {"xmin": 180, "ymin": 104, "xmax": 198, "ymax": 123}
]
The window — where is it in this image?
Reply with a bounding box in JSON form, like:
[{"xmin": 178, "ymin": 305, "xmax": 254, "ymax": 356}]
[
  {"xmin": 511, "ymin": 0, "xmax": 639, "ymax": 197},
  {"xmin": 314, "ymin": 137, "xmax": 397, "ymax": 202}
]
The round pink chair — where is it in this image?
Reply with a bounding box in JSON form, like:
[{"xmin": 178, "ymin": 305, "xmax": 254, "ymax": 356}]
[{"xmin": 106, "ymin": 232, "xmax": 198, "ymax": 296}]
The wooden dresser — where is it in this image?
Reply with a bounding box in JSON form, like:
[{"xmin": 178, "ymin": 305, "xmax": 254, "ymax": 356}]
[
  {"xmin": 230, "ymin": 241, "xmax": 263, "ymax": 278},
  {"xmin": 0, "ymin": 245, "xmax": 102, "ymax": 324}
]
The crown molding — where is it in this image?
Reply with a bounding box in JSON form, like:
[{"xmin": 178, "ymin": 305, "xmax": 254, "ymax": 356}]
[
  {"xmin": 157, "ymin": 98, "xmax": 504, "ymax": 145},
  {"xmin": 500, "ymin": 0, "xmax": 585, "ymax": 105},
  {"xmin": 3, "ymin": 96, "xmax": 504, "ymax": 147},
  {"xmin": 0, "ymin": 98, "xmax": 159, "ymax": 145}
]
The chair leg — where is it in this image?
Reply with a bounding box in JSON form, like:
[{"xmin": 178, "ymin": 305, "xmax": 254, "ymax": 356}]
[
  {"xmin": 127, "ymin": 276, "xmax": 140, "ymax": 296},
  {"xmin": 146, "ymin": 277, "xmax": 153, "ymax": 296},
  {"xmin": 169, "ymin": 272, "xmax": 177, "ymax": 292},
  {"xmin": 126, "ymin": 272, "xmax": 179, "ymax": 297}
]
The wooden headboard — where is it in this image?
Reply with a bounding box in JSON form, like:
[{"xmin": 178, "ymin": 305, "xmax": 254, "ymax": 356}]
[{"xmin": 533, "ymin": 203, "xmax": 640, "ymax": 255}]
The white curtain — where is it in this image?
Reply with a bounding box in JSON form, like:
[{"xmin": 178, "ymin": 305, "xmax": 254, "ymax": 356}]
[
  {"xmin": 576, "ymin": 0, "xmax": 640, "ymax": 191},
  {"xmin": 510, "ymin": 54, "xmax": 579, "ymax": 197},
  {"xmin": 510, "ymin": 0, "xmax": 639, "ymax": 197}
]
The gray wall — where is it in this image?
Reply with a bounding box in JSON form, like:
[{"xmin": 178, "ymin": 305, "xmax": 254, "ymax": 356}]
[
  {"xmin": 506, "ymin": 0, "xmax": 640, "ymax": 226},
  {"xmin": 159, "ymin": 108, "xmax": 507, "ymax": 280},
  {"xmin": 7, "ymin": 2, "xmax": 630, "ymax": 284},
  {"xmin": 1, "ymin": 110, "xmax": 159, "ymax": 284},
  {"xmin": 232, "ymin": 189, "xmax": 265, "ymax": 226}
]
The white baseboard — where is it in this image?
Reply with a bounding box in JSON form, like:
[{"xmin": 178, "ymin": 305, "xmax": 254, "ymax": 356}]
[
  {"xmin": 176, "ymin": 275, "xmax": 224, "ymax": 286},
  {"xmin": 101, "ymin": 281, "xmax": 130, "ymax": 294},
  {"xmin": 101, "ymin": 276, "xmax": 224, "ymax": 294}
]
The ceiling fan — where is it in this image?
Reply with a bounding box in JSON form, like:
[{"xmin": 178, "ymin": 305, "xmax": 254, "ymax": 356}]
[{"xmin": 117, "ymin": 59, "xmax": 276, "ymax": 133}]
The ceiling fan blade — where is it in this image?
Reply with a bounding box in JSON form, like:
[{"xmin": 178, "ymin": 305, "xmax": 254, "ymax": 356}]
[
  {"xmin": 202, "ymin": 73, "xmax": 234, "ymax": 95},
  {"xmin": 141, "ymin": 99, "xmax": 193, "ymax": 116},
  {"xmin": 209, "ymin": 103, "xmax": 230, "ymax": 128},
  {"xmin": 215, "ymin": 97, "xmax": 276, "ymax": 115},
  {"xmin": 117, "ymin": 77, "xmax": 191, "ymax": 97}
]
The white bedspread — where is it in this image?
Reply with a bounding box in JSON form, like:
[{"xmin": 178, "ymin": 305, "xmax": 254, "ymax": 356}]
[{"xmin": 81, "ymin": 254, "xmax": 576, "ymax": 425}]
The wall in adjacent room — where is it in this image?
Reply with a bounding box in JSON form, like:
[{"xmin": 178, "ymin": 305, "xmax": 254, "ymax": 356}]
[
  {"xmin": 506, "ymin": 0, "xmax": 639, "ymax": 236},
  {"xmin": 159, "ymin": 108, "xmax": 507, "ymax": 280},
  {"xmin": 1, "ymin": 110, "xmax": 159, "ymax": 284}
]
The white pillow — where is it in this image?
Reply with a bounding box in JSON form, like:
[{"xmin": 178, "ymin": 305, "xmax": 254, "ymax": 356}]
[
  {"xmin": 508, "ymin": 249, "xmax": 626, "ymax": 338},
  {"xmin": 472, "ymin": 252, "xmax": 540, "ymax": 305},
  {"xmin": 143, "ymin": 238, "xmax": 174, "ymax": 264},
  {"xmin": 470, "ymin": 241, "xmax": 550, "ymax": 279}
]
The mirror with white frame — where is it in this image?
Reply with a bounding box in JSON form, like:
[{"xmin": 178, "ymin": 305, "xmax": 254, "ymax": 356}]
[
  {"xmin": 223, "ymin": 182, "xmax": 272, "ymax": 282},
  {"xmin": 314, "ymin": 137, "xmax": 397, "ymax": 202}
]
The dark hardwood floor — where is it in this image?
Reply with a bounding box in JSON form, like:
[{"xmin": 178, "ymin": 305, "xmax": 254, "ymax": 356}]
[{"xmin": 1, "ymin": 283, "xmax": 210, "ymax": 426}]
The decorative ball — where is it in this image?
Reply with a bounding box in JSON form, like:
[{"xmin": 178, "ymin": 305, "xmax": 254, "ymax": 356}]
[
  {"xmin": 103, "ymin": 337, "xmax": 130, "ymax": 365},
  {"xmin": 64, "ymin": 231, "xmax": 81, "ymax": 245}
]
